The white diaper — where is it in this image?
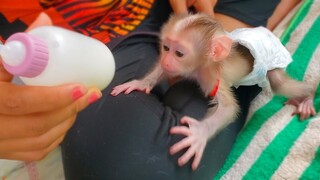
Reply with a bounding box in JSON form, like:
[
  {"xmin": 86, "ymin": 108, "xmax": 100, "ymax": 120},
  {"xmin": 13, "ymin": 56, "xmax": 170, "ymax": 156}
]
[{"xmin": 228, "ymin": 27, "xmax": 292, "ymax": 88}]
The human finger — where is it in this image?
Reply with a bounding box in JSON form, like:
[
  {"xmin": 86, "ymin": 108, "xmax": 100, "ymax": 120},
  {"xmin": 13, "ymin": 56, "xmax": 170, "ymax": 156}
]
[
  {"xmin": 0, "ymin": 83, "xmax": 88, "ymax": 115},
  {"xmin": 0, "ymin": 87, "xmax": 101, "ymax": 139},
  {"xmin": 193, "ymin": 0, "xmax": 215, "ymax": 16},
  {"xmin": 169, "ymin": 0, "xmax": 189, "ymax": 14},
  {"xmin": 0, "ymin": 135, "xmax": 65, "ymax": 161},
  {"xmin": 0, "ymin": 114, "xmax": 76, "ymax": 152},
  {"xmin": 25, "ymin": 12, "xmax": 52, "ymax": 32},
  {"xmin": 0, "ymin": 59, "xmax": 13, "ymax": 82}
]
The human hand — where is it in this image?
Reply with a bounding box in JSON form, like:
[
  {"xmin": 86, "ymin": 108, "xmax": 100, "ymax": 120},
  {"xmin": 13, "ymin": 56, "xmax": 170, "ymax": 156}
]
[
  {"xmin": 169, "ymin": 0, "xmax": 217, "ymax": 17},
  {"xmin": 169, "ymin": 116, "xmax": 210, "ymax": 170},
  {"xmin": 0, "ymin": 60, "xmax": 102, "ymax": 161}
]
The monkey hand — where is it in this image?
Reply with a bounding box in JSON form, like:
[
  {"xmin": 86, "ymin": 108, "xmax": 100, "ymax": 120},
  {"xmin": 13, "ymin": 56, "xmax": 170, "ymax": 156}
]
[
  {"xmin": 169, "ymin": 116, "xmax": 211, "ymax": 171},
  {"xmin": 110, "ymin": 80, "xmax": 152, "ymax": 96},
  {"xmin": 286, "ymin": 97, "xmax": 316, "ymax": 120}
]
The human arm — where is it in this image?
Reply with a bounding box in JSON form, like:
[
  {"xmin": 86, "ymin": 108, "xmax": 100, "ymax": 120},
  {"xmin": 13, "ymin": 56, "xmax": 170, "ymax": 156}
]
[
  {"xmin": 267, "ymin": 0, "xmax": 302, "ymax": 30},
  {"xmin": 169, "ymin": 0, "xmax": 217, "ymax": 17},
  {"xmin": 170, "ymin": 0, "xmax": 250, "ymax": 31}
]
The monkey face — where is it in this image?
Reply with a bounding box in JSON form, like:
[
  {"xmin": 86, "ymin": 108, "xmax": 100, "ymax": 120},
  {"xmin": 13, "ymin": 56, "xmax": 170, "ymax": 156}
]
[{"xmin": 160, "ymin": 37, "xmax": 198, "ymax": 77}]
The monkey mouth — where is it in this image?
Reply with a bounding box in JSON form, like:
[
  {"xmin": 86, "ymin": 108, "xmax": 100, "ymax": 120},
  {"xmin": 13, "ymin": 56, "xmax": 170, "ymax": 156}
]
[{"xmin": 164, "ymin": 70, "xmax": 178, "ymax": 77}]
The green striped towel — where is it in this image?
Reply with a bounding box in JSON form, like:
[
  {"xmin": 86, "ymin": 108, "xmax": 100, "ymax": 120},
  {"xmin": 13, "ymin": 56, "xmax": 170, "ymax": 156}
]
[{"xmin": 215, "ymin": 0, "xmax": 320, "ymax": 179}]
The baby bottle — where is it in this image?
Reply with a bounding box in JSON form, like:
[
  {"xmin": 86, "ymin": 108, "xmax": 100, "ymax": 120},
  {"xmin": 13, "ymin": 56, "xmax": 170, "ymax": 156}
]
[{"xmin": 0, "ymin": 26, "xmax": 115, "ymax": 90}]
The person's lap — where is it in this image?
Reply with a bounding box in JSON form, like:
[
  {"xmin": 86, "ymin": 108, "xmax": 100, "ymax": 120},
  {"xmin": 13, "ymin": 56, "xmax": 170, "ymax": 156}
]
[{"xmin": 61, "ymin": 35, "xmax": 261, "ymax": 180}]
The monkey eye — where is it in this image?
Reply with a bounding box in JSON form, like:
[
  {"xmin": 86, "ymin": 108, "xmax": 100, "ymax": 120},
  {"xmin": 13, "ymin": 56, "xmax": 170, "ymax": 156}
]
[
  {"xmin": 163, "ymin": 45, "xmax": 169, "ymax": 51},
  {"xmin": 175, "ymin": 51, "xmax": 184, "ymax": 57}
]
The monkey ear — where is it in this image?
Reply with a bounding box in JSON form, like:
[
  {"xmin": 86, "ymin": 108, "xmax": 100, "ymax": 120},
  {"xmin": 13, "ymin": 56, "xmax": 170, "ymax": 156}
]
[{"xmin": 211, "ymin": 35, "xmax": 233, "ymax": 62}]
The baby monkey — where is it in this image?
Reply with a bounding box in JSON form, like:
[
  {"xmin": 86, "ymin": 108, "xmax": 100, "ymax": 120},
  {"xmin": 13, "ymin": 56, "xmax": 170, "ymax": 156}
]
[{"xmin": 111, "ymin": 14, "xmax": 315, "ymax": 170}]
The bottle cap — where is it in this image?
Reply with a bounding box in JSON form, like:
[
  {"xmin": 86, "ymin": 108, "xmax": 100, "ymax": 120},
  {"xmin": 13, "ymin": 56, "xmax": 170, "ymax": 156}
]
[{"xmin": 2, "ymin": 33, "xmax": 49, "ymax": 77}]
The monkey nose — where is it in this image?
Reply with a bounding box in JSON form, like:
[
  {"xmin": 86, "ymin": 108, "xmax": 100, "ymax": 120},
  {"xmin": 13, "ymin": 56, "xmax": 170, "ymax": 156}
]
[{"xmin": 161, "ymin": 61, "xmax": 168, "ymax": 67}]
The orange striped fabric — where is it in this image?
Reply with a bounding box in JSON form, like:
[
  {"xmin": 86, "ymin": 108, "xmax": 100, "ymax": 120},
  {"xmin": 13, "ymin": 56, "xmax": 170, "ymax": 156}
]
[{"xmin": 0, "ymin": 0, "xmax": 155, "ymax": 44}]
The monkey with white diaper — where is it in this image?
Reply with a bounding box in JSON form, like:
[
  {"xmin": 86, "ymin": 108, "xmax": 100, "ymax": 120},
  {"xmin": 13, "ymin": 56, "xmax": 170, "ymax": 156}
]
[{"xmin": 111, "ymin": 13, "xmax": 315, "ymax": 170}]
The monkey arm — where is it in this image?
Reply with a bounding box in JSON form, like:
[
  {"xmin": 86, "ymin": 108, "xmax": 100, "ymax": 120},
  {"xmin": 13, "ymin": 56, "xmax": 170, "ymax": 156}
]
[
  {"xmin": 267, "ymin": 69, "xmax": 316, "ymax": 120},
  {"xmin": 267, "ymin": 69, "xmax": 314, "ymax": 98},
  {"xmin": 141, "ymin": 61, "xmax": 165, "ymax": 89},
  {"xmin": 205, "ymin": 84, "xmax": 239, "ymax": 137}
]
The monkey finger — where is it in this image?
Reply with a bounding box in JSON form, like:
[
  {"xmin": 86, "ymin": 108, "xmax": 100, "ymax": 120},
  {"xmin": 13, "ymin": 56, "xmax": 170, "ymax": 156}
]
[
  {"xmin": 170, "ymin": 126, "xmax": 192, "ymax": 136},
  {"xmin": 310, "ymin": 106, "xmax": 316, "ymax": 116},
  {"xmin": 298, "ymin": 104, "xmax": 306, "ymax": 120},
  {"xmin": 180, "ymin": 116, "xmax": 197, "ymax": 125},
  {"xmin": 170, "ymin": 137, "xmax": 192, "ymax": 155},
  {"xmin": 192, "ymin": 147, "xmax": 205, "ymax": 171},
  {"xmin": 301, "ymin": 103, "xmax": 313, "ymax": 120},
  {"xmin": 145, "ymin": 87, "xmax": 151, "ymax": 94},
  {"xmin": 304, "ymin": 101, "xmax": 316, "ymax": 116},
  {"xmin": 111, "ymin": 85, "xmax": 130, "ymax": 95},
  {"xmin": 125, "ymin": 84, "xmax": 149, "ymax": 94},
  {"xmin": 298, "ymin": 103, "xmax": 304, "ymax": 115},
  {"xmin": 177, "ymin": 145, "xmax": 197, "ymax": 167},
  {"xmin": 111, "ymin": 88, "xmax": 126, "ymax": 96},
  {"xmin": 301, "ymin": 106, "xmax": 315, "ymax": 120},
  {"xmin": 303, "ymin": 101, "xmax": 316, "ymax": 119},
  {"xmin": 305, "ymin": 105, "xmax": 313, "ymax": 119},
  {"xmin": 300, "ymin": 103, "xmax": 313, "ymax": 120},
  {"xmin": 110, "ymin": 89, "xmax": 120, "ymax": 96},
  {"xmin": 124, "ymin": 87, "xmax": 136, "ymax": 94}
]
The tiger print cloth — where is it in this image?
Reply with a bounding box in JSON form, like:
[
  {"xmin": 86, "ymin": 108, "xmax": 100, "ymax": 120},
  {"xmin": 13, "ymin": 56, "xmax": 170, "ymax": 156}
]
[{"xmin": 0, "ymin": 0, "xmax": 155, "ymax": 46}]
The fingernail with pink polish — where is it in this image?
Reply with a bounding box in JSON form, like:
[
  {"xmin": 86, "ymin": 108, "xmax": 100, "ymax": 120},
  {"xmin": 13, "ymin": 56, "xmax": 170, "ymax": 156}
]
[
  {"xmin": 72, "ymin": 86, "xmax": 85, "ymax": 100},
  {"xmin": 88, "ymin": 92, "xmax": 102, "ymax": 104}
]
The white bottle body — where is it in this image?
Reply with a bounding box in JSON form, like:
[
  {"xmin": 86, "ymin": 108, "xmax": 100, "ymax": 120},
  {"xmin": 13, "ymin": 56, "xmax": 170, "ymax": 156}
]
[{"xmin": 21, "ymin": 26, "xmax": 115, "ymax": 90}]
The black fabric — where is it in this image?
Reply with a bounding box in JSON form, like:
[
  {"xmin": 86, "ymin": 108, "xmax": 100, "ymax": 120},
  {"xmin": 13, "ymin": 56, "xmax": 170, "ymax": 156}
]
[
  {"xmin": 61, "ymin": 35, "xmax": 262, "ymax": 179},
  {"xmin": 61, "ymin": 0, "xmax": 266, "ymax": 179},
  {"xmin": 215, "ymin": 0, "xmax": 280, "ymax": 27},
  {"xmin": 106, "ymin": 0, "xmax": 172, "ymax": 50},
  {"xmin": 0, "ymin": 13, "xmax": 27, "ymax": 40}
]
